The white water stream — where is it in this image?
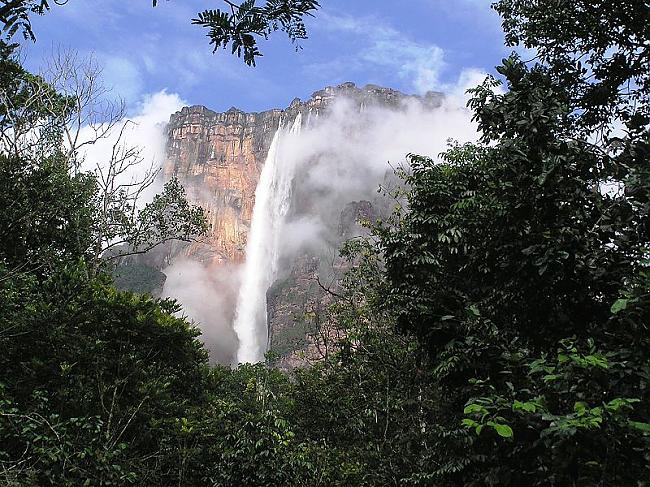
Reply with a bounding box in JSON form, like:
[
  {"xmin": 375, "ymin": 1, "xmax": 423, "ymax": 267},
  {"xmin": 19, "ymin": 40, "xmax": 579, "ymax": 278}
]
[{"xmin": 233, "ymin": 114, "xmax": 302, "ymax": 363}]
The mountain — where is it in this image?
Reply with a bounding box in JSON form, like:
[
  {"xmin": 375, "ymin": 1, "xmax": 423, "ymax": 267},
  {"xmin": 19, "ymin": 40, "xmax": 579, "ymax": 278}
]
[
  {"xmin": 117, "ymin": 82, "xmax": 443, "ymax": 366},
  {"xmin": 163, "ymin": 82, "xmax": 441, "ymax": 265}
]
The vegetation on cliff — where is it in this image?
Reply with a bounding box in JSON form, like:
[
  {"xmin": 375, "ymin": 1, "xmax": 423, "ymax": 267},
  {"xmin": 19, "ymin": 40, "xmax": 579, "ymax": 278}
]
[{"xmin": 1, "ymin": 0, "xmax": 648, "ymax": 485}]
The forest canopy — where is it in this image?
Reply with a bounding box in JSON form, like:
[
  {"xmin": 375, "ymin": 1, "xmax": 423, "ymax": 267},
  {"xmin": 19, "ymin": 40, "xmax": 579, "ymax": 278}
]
[{"xmin": 0, "ymin": 0, "xmax": 648, "ymax": 485}]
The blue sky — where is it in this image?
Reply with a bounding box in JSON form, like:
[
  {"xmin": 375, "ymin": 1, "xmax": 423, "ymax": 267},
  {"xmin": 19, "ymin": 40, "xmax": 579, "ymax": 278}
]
[{"xmin": 22, "ymin": 0, "xmax": 509, "ymax": 113}]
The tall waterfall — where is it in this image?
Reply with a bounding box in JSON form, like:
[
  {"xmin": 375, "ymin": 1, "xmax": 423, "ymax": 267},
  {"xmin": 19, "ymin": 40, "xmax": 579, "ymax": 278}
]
[{"xmin": 233, "ymin": 114, "xmax": 302, "ymax": 364}]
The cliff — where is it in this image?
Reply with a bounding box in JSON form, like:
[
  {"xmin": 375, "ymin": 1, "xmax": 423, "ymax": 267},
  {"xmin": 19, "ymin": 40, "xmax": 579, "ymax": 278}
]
[
  {"xmin": 158, "ymin": 82, "xmax": 443, "ymax": 365},
  {"xmin": 163, "ymin": 82, "xmax": 442, "ymax": 266}
]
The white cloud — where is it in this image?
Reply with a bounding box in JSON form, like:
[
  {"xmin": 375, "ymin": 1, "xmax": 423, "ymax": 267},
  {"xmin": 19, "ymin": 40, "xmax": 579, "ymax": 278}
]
[
  {"xmin": 360, "ymin": 32, "xmax": 446, "ymax": 94},
  {"xmin": 101, "ymin": 56, "xmax": 144, "ymax": 104},
  {"xmin": 313, "ymin": 13, "xmax": 485, "ymax": 96},
  {"xmin": 77, "ymin": 90, "xmax": 186, "ymax": 205},
  {"xmin": 440, "ymin": 67, "xmax": 495, "ymax": 105}
]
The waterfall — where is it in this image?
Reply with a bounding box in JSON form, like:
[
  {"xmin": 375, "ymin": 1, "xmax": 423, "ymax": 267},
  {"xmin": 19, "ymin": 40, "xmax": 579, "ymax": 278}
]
[{"xmin": 233, "ymin": 114, "xmax": 302, "ymax": 364}]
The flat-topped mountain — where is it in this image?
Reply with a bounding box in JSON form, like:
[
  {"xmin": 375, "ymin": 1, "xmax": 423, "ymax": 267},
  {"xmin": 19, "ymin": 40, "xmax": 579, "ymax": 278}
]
[{"xmin": 163, "ymin": 82, "xmax": 442, "ymax": 266}]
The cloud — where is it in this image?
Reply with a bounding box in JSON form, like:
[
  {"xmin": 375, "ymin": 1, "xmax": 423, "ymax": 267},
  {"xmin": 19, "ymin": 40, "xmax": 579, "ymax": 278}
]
[
  {"xmin": 27, "ymin": 0, "xmax": 254, "ymax": 108},
  {"xmin": 77, "ymin": 90, "xmax": 186, "ymax": 205},
  {"xmin": 361, "ymin": 33, "xmax": 446, "ymax": 94},
  {"xmin": 290, "ymin": 96, "xmax": 480, "ymax": 266},
  {"xmin": 311, "ymin": 13, "xmax": 490, "ymax": 97},
  {"xmin": 315, "ymin": 13, "xmax": 446, "ymax": 94},
  {"xmin": 101, "ymin": 56, "xmax": 144, "ymax": 104},
  {"xmin": 439, "ymin": 67, "xmax": 496, "ymax": 105}
]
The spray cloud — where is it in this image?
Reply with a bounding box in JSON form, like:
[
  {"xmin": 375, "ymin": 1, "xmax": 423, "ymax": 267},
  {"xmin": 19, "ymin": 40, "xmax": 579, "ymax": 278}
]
[{"xmin": 160, "ymin": 88, "xmax": 481, "ymax": 365}]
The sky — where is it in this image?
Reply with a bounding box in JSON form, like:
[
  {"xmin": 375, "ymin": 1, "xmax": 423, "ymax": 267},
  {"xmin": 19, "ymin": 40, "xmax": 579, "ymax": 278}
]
[{"xmin": 22, "ymin": 0, "xmax": 510, "ymax": 115}]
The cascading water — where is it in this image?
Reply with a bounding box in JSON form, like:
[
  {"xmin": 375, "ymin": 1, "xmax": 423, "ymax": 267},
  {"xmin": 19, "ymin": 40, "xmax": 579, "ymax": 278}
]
[{"xmin": 233, "ymin": 114, "xmax": 302, "ymax": 363}]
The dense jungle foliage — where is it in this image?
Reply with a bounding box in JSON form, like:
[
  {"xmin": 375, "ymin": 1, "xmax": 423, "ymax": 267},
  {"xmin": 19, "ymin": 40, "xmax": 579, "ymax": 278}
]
[{"xmin": 1, "ymin": 0, "xmax": 648, "ymax": 485}]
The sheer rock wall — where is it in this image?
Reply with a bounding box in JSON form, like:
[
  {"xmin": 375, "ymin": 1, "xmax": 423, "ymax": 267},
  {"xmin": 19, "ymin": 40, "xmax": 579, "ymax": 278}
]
[
  {"xmin": 163, "ymin": 82, "xmax": 442, "ymax": 266},
  {"xmin": 161, "ymin": 83, "xmax": 443, "ymax": 365}
]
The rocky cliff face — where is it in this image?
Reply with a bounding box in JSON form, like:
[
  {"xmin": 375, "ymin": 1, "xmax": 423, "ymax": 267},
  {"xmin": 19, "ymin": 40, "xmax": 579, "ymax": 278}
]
[
  {"xmin": 163, "ymin": 106, "xmax": 280, "ymax": 265},
  {"xmin": 163, "ymin": 83, "xmax": 442, "ymax": 266},
  {"xmin": 160, "ymin": 82, "xmax": 443, "ymax": 365}
]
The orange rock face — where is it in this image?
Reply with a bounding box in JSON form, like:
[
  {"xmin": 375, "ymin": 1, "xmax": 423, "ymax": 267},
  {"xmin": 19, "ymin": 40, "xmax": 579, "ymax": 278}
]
[
  {"xmin": 163, "ymin": 83, "xmax": 443, "ymax": 267},
  {"xmin": 164, "ymin": 106, "xmax": 283, "ymax": 265}
]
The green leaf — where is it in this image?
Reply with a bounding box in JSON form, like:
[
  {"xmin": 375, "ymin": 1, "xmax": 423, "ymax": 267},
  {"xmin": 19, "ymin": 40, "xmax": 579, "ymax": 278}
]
[
  {"xmin": 513, "ymin": 400, "xmax": 537, "ymax": 413},
  {"xmin": 462, "ymin": 418, "xmax": 478, "ymax": 428},
  {"xmin": 628, "ymin": 421, "xmax": 650, "ymax": 433},
  {"xmin": 493, "ymin": 423, "xmax": 513, "ymax": 438},
  {"xmin": 610, "ymin": 298, "xmax": 628, "ymax": 314},
  {"xmin": 464, "ymin": 404, "xmax": 488, "ymax": 415},
  {"xmin": 542, "ymin": 374, "xmax": 560, "ymax": 383},
  {"xmin": 573, "ymin": 401, "xmax": 587, "ymax": 414},
  {"xmin": 605, "ymin": 398, "xmax": 639, "ymax": 412}
]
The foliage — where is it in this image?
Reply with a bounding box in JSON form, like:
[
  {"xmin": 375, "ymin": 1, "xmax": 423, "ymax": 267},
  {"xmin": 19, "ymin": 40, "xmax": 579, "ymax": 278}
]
[
  {"xmin": 2, "ymin": 1, "xmax": 321, "ymax": 66},
  {"xmin": 96, "ymin": 177, "xmax": 208, "ymax": 263},
  {"xmin": 370, "ymin": 58, "xmax": 649, "ymax": 482},
  {"xmin": 0, "ymin": 0, "xmax": 49, "ymax": 40},
  {"xmin": 494, "ymin": 0, "xmax": 649, "ymax": 136},
  {"xmin": 355, "ymin": 1, "xmax": 650, "ymax": 483},
  {"xmin": 172, "ymin": 364, "xmax": 330, "ymax": 486},
  {"xmin": 0, "ymin": 33, "xmax": 214, "ymax": 486},
  {"xmin": 112, "ymin": 262, "xmax": 167, "ymax": 295},
  {"xmin": 285, "ymin": 238, "xmax": 473, "ymax": 485},
  {"xmin": 0, "ymin": 263, "xmax": 210, "ymax": 485},
  {"xmin": 188, "ymin": 0, "xmax": 320, "ymax": 66},
  {"xmin": 0, "ymin": 152, "xmax": 96, "ymax": 273},
  {"xmin": 0, "ymin": 40, "xmax": 71, "ymax": 158},
  {"xmin": 0, "ymin": 43, "xmax": 208, "ymax": 270},
  {"xmin": 1, "ymin": 0, "xmax": 648, "ymax": 485}
]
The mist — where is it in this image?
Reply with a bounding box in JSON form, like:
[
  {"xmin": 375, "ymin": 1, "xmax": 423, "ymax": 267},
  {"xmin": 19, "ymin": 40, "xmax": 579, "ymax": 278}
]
[
  {"xmin": 162, "ymin": 91, "xmax": 480, "ymax": 365},
  {"xmin": 162, "ymin": 259, "xmax": 241, "ymax": 365},
  {"xmin": 276, "ymin": 95, "xmax": 479, "ymax": 264}
]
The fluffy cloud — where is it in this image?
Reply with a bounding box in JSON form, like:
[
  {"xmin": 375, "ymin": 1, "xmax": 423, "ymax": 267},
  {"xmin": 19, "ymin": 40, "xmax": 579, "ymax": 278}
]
[
  {"xmin": 77, "ymin": 90, "xmax": 186, "ymax": 205},
  {"xmin": 313, "ymin": 12, "xmax": 490, "ymax": 97},
  {"xmin": 101, "ymin": 56, "xmax": 144, "ymax": 105}
]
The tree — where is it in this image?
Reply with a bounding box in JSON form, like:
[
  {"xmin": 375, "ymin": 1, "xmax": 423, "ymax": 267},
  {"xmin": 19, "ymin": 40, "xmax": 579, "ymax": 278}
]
[
  {"xmin": 494, "ymin": 0, "xmax": 649, "ymax": 137},
  {"xmin": 185, "ymin": 0, "xmax": 320, "ymax": 66},
  {"xmin": 290, "ymin": 238, "xmax": 473, "ymax": 485},
  {"xmin": 0, "ymin": 39, "xmax": 329, "ymax": 485},
  {"xmin": 0, "ymin": 45, "xmax": 208, "ymax": 273},
  {"xmin": 0, "ymin": 43, "xmax": 214, "ymax": 485},
  {"xmin": 2, "ymin": 0, "xmax": 321, "ymax": 66},
  {"xmin": 0, "ymin": 42, "xmax": 96, "ymax": 273},
  {"xmin": 0, "ymin": 0, "xmax": 49, "ymax": 40},
  {"xmin": 0, "ymin": 262, "xmax": 211, "ymax": 485},
  {"xmin": 493, "ymin": 0, "xmax": 649, "ymax": 250},
  {"xmin": 356, "ymin": 1, "xmax": 650, "ymax": 483}
]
